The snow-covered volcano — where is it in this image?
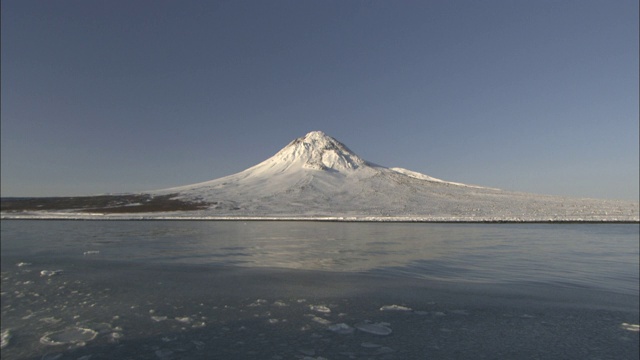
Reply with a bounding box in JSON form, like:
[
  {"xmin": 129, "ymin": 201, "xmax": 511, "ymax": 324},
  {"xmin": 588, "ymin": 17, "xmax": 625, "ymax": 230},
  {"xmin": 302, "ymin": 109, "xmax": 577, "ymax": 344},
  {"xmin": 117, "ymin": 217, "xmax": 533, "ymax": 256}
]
[{"xmin": 151, "ymin": 131, "xmax": 638, "ymax": 221}]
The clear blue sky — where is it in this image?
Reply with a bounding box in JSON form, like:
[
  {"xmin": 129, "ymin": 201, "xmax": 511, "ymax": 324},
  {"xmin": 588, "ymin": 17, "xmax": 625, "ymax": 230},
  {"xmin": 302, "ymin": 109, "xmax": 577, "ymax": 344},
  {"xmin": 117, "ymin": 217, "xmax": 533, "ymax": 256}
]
[{"xmin": 2, "ymin": 0, "xmax": 638, "ymax": 200}]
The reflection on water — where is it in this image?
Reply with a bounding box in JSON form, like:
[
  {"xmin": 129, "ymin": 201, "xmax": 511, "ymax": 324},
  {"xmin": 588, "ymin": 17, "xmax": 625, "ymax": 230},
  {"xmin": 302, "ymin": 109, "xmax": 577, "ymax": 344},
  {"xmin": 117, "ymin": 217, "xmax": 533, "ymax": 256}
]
[
  {"xmin": 1, "ymin": 221, "xmax": 639, "ymax": 360},
  {"xmin": 1, "ymin": 221, "xmax": 638, "ymax": 294}
]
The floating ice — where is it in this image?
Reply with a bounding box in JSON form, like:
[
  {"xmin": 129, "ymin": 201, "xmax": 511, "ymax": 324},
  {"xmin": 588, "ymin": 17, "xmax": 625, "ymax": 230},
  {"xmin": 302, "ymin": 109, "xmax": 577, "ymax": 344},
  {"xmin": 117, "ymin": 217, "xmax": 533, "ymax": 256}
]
[
  {"xmin": 621, "ymin": 323, "xmax": 639, "ymax": 332},
  {"xmin": 16, "ymin": 262, "xmax": 31, "ymax": 267},
  {"xmin": 40, "ymin": 270, "xmax": 63, "ymax": 277},
  {"xmin": 273, "ymin": 300, "xmax": 288, "ymax": 307},
  {"xmin": 309, "ymin": 305, "xmax": 331, "ymax": 313},
  {"xmin": 1, "ymin": 329, "xmax": 11, "ymax": 349},
  {"xmin": 328, "ymin": 323, "xmax": 354, "ymax": 334},
  {"xmin": 40, "ymin": 317, "xmax": 62, "ymax": 324},
  {"xmin": 191, "ymin": 321, "xmax": 206, "ymax": 328},
  {"xmin": 380, "ymin": 305, "xmax": 412, "ymax": 311},
  {"xmin": 83, "ymin": 251, "xmax": 100, "ymax": 255},
  {"xmin": 355, "ymin": 322, "xmax": 392, "ymax": 336},
  {"xmin": 40, "ymin": 327, "xmax": 97, "ymax": 346},
  {"xmin": 151, "ymin": 316, "xmax": 168, "ymax": 322},
  {"xmin": 175, "ymin": 316, "xmax": 192, "ymax": 324},
  {"xmin": 109, "ymin": 332, "xmax": 122, "ymax": 343},
  {"xmin": 307, "ymin": 315, "xmax": 331, "ymax": 325},
  {"xmin": 248, "ymin": 299, "xmax": 268, "ymax": 307}
]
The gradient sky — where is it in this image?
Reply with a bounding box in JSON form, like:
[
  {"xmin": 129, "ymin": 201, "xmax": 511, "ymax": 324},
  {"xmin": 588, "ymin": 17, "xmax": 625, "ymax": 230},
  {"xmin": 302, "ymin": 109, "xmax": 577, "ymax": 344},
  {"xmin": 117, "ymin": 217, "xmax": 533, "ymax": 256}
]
[{"xmin": 2, "ymin": 0, "xmax": 638, "ymax": 200}]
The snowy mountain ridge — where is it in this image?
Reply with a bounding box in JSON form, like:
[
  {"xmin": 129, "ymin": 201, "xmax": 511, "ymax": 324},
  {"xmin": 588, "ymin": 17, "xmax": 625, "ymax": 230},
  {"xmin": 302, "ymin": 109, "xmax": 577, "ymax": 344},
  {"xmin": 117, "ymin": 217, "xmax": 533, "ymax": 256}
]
[
  {"xmin": 160, "ymin": 131, "xmax": 476, "ymax": 196},
  {"xmin": 274, "ymin": 130, "xmax": 367, "ymax": 172},
  {"xmin": 144, "ymin": 131, "xmax": 638, "ymax": 221},
  {"xmin": 3, "ymin": 131, "xmax": 638, "ymax": 221}
]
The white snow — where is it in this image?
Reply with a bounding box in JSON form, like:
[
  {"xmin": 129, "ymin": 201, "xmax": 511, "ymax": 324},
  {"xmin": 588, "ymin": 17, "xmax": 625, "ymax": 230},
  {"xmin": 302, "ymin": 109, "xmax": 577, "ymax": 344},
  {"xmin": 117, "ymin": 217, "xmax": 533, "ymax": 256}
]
[{"xmin": 3, "ymin": 131, "xmax": 638, "ymax": 222}]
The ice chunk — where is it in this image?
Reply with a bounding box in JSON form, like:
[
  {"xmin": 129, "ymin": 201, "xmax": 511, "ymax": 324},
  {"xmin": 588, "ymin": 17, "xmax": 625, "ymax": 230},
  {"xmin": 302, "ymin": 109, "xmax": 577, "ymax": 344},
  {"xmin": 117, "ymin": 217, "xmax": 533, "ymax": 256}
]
[
  {"xmin": 151, "ymin": 316, "xmax": 168, "ymax": 322},
  {"xmin": 40, "ymin": 317, "xmax": 62, "ymax": 324},
  {"xmin": 40, "ymin": 327, "xmax": 97, "ymax": 346},
  {"xmin": 621, "ymin": 323, "xmax": 639, "ymax": 332},
  {"xmin": 328, "ymin": 323, "xmax": 354, "ymax": 334},
  {"xmin": 175, "ymin": 316, "xmax": 191, "ymax": 324},
  {"xmin": 307, "ymin": 315, "xmax": 331, "ymax": 325},
  {"xmin": 83, "ymin": 251, "xmax": 100, "ymax": 255},
  {"xmin": 1, "ymin": 329, "xmax": 11, "ymax": 349},
  {"xmin": 309, "ymin": 305, "xmax": 331, "ymax": 313},
  {"xmin": 380, "ymin": 305, "xmax": 412, "ymax": 311},
  {"xmin": 355, "ymin": 322, "xmax": 392, "ymax": 336},
  {"xmin": 109, "ymin": 332, "xmax": 123, "ymax": 343},
  {"xmin": 16, "ymin": 262, "xmax": 31, "ymax": 267},
  {"xmin": 40, "ymin": 270, "xmax": 63, "ymax": 277},
  {"xmin": 248, "ymin": 299, "xmax": 268, "ymax": 307}
]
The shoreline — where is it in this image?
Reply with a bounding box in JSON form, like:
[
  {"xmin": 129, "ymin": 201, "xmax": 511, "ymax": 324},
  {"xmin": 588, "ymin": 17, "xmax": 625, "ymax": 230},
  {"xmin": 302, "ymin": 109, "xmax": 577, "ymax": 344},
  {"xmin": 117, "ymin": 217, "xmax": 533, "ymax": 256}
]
[{"xmin": 2, "ymin": 214, "xmax": 639, "ymax": 223}]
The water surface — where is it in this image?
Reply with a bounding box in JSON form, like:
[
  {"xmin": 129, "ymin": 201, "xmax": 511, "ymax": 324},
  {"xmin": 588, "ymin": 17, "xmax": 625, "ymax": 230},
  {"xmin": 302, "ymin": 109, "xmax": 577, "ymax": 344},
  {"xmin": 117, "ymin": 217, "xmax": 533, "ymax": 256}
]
[{"xmin": 1, "ymin": 221, "xmax": 638, "ymax": 359}]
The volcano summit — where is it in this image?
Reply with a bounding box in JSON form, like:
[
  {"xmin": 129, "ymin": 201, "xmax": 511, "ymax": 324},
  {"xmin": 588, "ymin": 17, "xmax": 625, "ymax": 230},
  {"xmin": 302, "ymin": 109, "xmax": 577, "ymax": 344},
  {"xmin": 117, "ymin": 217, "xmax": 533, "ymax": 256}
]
[{"xmin": 2, "ymin": 131, "xmax": 638, "ymax": 221}]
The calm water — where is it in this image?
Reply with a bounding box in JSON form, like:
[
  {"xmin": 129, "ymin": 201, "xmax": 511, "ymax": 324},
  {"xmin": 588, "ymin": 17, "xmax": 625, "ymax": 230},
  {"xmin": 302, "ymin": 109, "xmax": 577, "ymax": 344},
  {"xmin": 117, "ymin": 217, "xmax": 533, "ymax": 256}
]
[
  {"xmin": 1, "ymin": 221, "xmax": 638, "ymax": 359},
  {"xmin": 2, "ymin": 221, "xmax": 638, "ymax": 294}
]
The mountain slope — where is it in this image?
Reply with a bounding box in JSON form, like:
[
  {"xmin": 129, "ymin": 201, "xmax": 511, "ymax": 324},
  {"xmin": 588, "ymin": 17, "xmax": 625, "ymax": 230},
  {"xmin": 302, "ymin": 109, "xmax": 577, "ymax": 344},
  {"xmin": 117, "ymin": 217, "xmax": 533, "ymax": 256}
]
[
  {"xmin": 2, "ymin": 131, "xmax": 637, "ymax": 221},
  {"xmin": 146, "ymin": 131, "xmax": 639, "ymax": 221}
]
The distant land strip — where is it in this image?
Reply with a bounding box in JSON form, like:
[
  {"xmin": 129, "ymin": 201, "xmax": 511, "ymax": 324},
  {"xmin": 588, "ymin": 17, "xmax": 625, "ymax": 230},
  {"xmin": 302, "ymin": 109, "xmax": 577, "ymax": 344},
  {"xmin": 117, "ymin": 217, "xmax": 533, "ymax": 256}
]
[
  {"xmin": 2, "ymin": 195, "xmax": 638, "ymax": 223},
  {"xmin": 0, "ymin": 194, "xmax": 209, "ymax": 213}
]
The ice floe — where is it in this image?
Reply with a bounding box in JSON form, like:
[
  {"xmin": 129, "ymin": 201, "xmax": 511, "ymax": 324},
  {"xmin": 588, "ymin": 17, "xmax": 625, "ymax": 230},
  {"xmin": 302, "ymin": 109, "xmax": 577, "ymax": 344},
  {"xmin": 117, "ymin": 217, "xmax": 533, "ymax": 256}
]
[
  {"xmin": 174, "ymin": 316, "xmax": 192, "ymax": 324},
  {"xmin": 328, "ymin": 323, "xmax": 354, "ymax": 334},
  {"xmin": 1, "ymin": 329, "xmax": 11, "ymax": 349},
  {"xmin": 621, "ymin": 323, "xmax": 639, "ymax": 332},
  {"xmin": 309, "ymin": 304, "xmax": 331, "ymax": 313},
  {"xmin": 40, "ymin": 270, "xmax": 63, "ymax": 277},
  {"xmin": 380, "ymin": 304, "xmax": 412, "ymax": 311},
  {"xmin": 40, "ymin": 327, "xmax": 97, "ymax": 346},
  {"xmin": 273, "ymin": 300, "xmax": 288, "ymax": 307},
  {"xmin": 307, "ymin": 315, "xmax": 332, "ymax": 325}
]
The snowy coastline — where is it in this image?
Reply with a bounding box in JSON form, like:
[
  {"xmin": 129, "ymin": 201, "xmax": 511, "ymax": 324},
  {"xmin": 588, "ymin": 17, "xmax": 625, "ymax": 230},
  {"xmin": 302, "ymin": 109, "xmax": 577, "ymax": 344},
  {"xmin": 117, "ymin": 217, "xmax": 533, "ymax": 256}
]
[{"xmin": 2, "ymin": 212, "xmax": 638, "ymax": 223}]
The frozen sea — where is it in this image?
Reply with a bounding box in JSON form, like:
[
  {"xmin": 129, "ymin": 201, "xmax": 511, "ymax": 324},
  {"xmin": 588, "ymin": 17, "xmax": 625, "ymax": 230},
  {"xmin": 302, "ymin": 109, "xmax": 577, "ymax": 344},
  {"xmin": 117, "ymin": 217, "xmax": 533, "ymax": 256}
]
[{"xmin": 1, "ymin": 221, "xmax": 638, "ymax": 360}]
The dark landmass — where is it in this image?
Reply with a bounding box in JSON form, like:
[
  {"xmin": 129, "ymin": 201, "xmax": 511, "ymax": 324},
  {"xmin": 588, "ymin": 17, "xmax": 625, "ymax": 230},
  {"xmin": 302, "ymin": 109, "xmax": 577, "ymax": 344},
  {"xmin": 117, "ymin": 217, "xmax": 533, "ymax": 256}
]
[{"xmin": 0, "ymin": 194, "xmax": 209, "ymax": 213}]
